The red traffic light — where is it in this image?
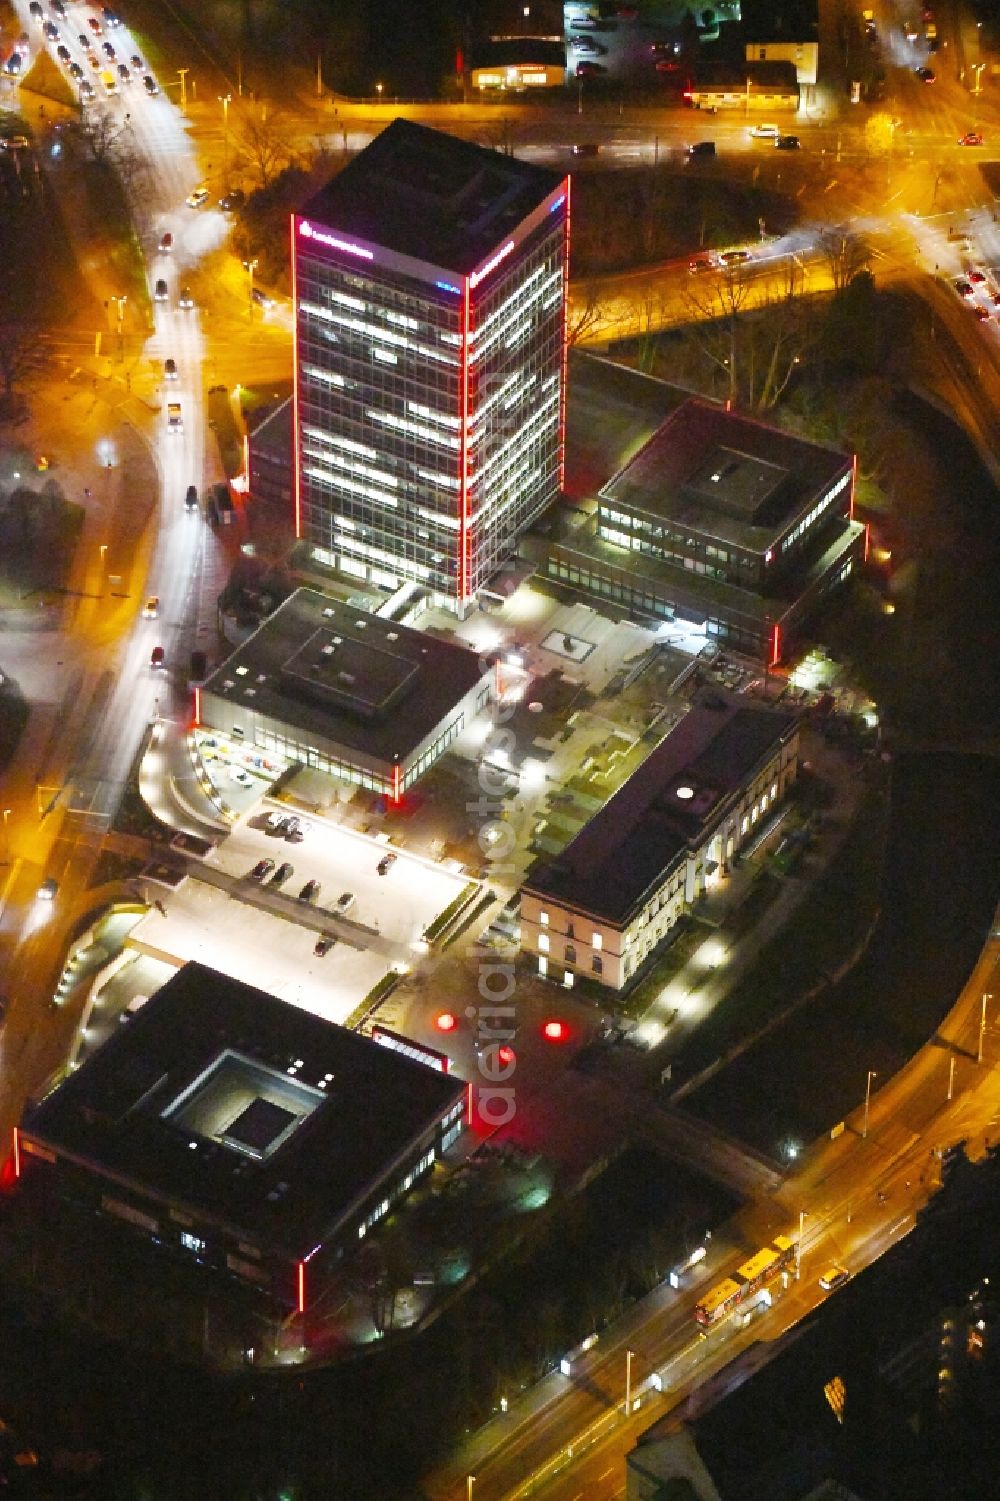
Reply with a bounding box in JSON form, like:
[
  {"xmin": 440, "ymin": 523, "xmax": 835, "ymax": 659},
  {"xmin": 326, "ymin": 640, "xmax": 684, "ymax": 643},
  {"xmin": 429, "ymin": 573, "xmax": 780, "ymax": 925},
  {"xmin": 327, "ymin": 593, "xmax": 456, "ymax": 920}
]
[
  {"xmin": 435, "ymin": 1012, "xmax": 457, "ymax": 1033},
  {"xmin": 542, "ymin": 1020, "xmax": 566, "ymax": 1042},
  {"xmin": 497, "ymin": 1044, "xmax": 516, "ymax": 1066}
]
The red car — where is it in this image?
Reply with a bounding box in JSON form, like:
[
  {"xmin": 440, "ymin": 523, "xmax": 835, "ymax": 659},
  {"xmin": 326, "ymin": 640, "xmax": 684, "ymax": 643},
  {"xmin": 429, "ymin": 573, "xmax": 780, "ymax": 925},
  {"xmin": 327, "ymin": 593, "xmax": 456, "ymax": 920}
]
[
  {"xmin": 575, "ymin": 60, "xmax": 604, "ymax": 77},
  {"xmin": 959, "ymin": 132, "xmax": 984, "ymax": 147}
]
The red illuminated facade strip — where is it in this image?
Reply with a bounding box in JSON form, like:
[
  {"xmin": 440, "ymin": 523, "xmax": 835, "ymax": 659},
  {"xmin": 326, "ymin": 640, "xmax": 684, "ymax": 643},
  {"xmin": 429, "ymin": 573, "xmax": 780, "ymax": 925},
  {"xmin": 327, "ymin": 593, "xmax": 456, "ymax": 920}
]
[
  {"xmin": 193, "ymin": 684, "xmax": 201, "ymax": 728},
  {"xmin": 770, "ymin": 622, "xmax": 782, "ymax": 668},
  {"xmin": 864, "ymin": 521, "xmax": 870, "ymax": 563},
  {"xmin": 458, "ymin": 278, "xmax": 472, "ymax": 601},
  {"xmin": 391, "ymin": 763, "xmax": 402, "ymax": 805},
  {"xmin": 849, "ymin": 451, "xmax": 857, "ymax": 521},
  {"xmin": 291, "ymin": 215, "xmax": 303, "ymax": 540},
  {"xmin": 558, "ymin": 178, "xmax": 571, "ymax": 493},
  {"xmin": 297, "ymin": 1259, "xmax": 306, "ymax": 1315},
  {"xmin": 12, "ymin": 1127, "xmax": 20, "ymax": 1180}
]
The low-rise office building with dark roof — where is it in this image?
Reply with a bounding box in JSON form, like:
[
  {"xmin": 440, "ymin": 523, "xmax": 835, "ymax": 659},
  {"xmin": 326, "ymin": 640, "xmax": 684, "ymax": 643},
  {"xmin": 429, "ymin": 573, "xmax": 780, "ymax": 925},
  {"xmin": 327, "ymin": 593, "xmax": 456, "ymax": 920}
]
[
  {"xmin": 520, "ymin": 689, "xmax": 799, "ymax": 990},
  {"xmin": 17, "ymin": 964, "xmax": 466, "ymax": 1310},
  {"xmin": 542, "ymin": 396, "xmax": 864, "ymax": 661},
  {"xmin": 196, "ymin": 586, "xmax": 493, "ymax": 800},
  {"xmin": 686, "ymin": 59, "xmax": 801, "ymax": 112}
]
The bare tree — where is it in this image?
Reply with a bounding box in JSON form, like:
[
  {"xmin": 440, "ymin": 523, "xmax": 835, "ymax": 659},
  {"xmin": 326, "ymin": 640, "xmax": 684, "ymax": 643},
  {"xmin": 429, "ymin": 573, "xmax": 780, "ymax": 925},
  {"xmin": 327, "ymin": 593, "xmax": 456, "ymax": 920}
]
[
  {"xmin": 0, "ymin": 321, "xmax": 47, "ymax": 411},
  {"xmin": 232, "ymin": 108, "xmax": 297, "ymax": 191},
  {"xmin": 78, "ymin": 107, "xmax": 130, "ymax": 165},
  {"xmin": 817, "ymin": 226, "xmax": 872, "ymax": 292},
  {"xmin": 682, "ymin": 258, "xmax": 812, "ymax": 411},
  {"xmin": 567, "ymin": 280, "xmax": 609, "ymax": 346}
]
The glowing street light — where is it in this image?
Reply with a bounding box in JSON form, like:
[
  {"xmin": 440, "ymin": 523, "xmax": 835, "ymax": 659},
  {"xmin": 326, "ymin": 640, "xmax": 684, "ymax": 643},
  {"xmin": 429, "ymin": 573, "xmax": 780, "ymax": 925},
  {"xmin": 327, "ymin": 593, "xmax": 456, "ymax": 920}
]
[{"xmin": 376, "ymin": 81, "xmax": 384, "ymax": 102}]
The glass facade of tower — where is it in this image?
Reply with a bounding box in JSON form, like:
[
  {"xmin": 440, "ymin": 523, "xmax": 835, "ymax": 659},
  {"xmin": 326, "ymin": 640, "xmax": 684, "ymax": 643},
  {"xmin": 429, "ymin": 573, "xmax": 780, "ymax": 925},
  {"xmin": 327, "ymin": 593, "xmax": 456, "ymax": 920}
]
[{"xmin": 293, "ymin": 190, "xmax": 568, "ymax": 605}]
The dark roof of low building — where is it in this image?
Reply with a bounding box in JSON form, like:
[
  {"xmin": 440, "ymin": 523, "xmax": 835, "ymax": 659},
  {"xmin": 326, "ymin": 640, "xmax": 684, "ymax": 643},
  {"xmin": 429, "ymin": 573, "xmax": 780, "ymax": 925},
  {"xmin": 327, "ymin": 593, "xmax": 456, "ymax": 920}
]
[
  {"xmin": 200, "ymin": 587, "xmax": 488, "ymax": 771},
  {"xmin": 22, "ymin": 964, "xmax": 465, "ymax": 1258},
  {"xmin": 600, "ymin": 398, "xmax": 852, "ymax": 555},
  {"xmin": 563, "ymin": 353, "xmax": 688, "ymax": 503},
  {"xmin": 694, "ymin": 60, "xmax": 800, "ymax": 89},
  {"xmin": 299, "ymin": 118, "xmax": 564, "ymax": 278},
  {"xmin": 470, "ymin": 39, "xmax": 566, "ymax": 67},
  {"xmin": 523, "ymin": 690, "xmax": 796, "ymax": 922}
]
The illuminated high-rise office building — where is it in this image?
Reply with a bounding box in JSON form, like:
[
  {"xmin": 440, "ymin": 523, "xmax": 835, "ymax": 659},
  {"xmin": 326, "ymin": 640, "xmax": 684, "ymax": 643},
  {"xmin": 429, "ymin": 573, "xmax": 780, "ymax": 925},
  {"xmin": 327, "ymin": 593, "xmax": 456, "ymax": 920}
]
[{"xmin": 293, "ymin": 119, "xmax": 569, "ymax": 608}]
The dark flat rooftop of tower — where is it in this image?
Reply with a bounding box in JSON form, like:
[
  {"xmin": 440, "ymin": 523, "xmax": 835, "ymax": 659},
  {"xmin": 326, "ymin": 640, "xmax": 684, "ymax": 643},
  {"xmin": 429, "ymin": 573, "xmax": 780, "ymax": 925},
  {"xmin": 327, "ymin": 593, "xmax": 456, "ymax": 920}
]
[
  {"xmin": 22, "ymin": 964, "xmax": 465, "ymax": 1258},
  {"xmin": 600, "ymin": 398, "xmax": 851, "ymax": 553},
  {"xmin": 299, "ymin": 118, "xmax": 565, "ymax": 277},
  {"xmin": 524, "ymin": 690, "xmax": 796, "ymax": 923},
  {"xmin": 200, "ymin": 587, "xmax": 487, "ymax": 769}
]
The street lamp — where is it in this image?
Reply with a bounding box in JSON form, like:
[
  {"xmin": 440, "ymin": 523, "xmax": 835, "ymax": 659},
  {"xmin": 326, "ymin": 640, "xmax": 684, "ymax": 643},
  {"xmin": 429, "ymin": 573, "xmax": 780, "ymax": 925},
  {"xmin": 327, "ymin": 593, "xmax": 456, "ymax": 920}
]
[
  {"xmin": 243, "ymin": 257, "xmax": 258, "ymax": 317},
  {"xmin": 979, "ymin": 993, "xmax": 993, "ymax": 1065},
  {"xmin": 624, "ymin": 1347, "xmax": 634, "ymax": 1415},
  {"xmin": 972, "ymin": 63, "xmax": 985, "ymax": 97},
  {"xmin": 796, "ymin": 1209, "xmax": 807, "ymax": 1280},
  {"xmin": 466, "ymin": 1476, "xmax": 475, "ymax": 1501},
  {"xmin": 376, "ymin": 81, "xmax": 384, "ymax": 103},
  {"xmin": 219, "ymin": 93, "xmax": 232, "ymax": 188},
  {"xmin": 863, "ymin": 1068, "xmax": 877, "ymax": 1139}
]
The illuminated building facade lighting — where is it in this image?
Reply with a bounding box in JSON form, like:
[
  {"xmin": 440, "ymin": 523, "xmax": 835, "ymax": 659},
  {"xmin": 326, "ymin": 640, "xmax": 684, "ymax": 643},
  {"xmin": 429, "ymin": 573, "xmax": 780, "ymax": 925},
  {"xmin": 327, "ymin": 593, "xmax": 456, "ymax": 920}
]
[{"xmin": 293, "ymin": 120, "xmax": 569, "ymax": 609}]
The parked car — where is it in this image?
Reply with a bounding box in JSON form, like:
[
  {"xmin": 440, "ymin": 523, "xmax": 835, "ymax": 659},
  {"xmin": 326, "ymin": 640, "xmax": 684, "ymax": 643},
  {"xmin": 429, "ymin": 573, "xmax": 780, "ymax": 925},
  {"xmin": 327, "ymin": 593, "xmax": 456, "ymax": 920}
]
[
  {"xmin": 314, "ymin": 936, "xmax": 336, "ymax": 957},
  {"xmin": 142, "ymin": 73, "xmax": 158, "ymax": 95},
  {"xmin": 219, "ymin": 188, "xmax": 245, "ymax": 210},
  {"xmin": 377, "ymin": 852, "xmax": 397, "ymax": 875},
  {"xmin": 575, "ymin": 60, "xmax": 605, "ymax": 77},
  {"xmin": 335, "ymin": 891, "xmax": 356, "ymax": 915},
  {"xmin": 250, "ymin": 858, "xmax": 275, "ymax": 881},
  {"xmin": 298, "ymin": 879, "xmax": 320, "ymax": 903},
  {"xmin": 270, "ymin": 861, "xmax": 294, "ymax": 886}
]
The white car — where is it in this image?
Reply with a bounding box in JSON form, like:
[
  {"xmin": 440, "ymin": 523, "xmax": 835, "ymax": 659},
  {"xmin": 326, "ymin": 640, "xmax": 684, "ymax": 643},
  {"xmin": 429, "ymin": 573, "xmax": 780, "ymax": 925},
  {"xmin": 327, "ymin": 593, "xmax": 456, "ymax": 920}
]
[
  {"xmin": 186, "ymin": 185, "xmax": 209, "ymax": 208},
  {"xmin": 749, "ymin": 122, "xmax": 781, "ymax": 139},
  {"xmin": 37, "ymin": 877, "xmax": 59, "ymax": 901},
  {"xmin": 142, "ymin": 594, "xmax": 159, "ymax": 618}
]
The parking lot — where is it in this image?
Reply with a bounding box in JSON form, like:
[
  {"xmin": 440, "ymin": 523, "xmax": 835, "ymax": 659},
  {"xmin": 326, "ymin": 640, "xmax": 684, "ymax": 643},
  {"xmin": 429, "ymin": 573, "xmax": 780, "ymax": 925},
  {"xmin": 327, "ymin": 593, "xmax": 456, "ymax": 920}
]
[{"xmin": 127, "ymin": 803, "xmax": 475, "ymax": 1024}]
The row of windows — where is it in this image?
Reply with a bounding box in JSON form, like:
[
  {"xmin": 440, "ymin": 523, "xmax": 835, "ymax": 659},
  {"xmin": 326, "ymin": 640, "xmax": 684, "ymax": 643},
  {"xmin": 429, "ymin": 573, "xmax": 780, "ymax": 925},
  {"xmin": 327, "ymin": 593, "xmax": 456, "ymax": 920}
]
[
  {"xmin": 547, "ymin": 557, "xmax": 769, "ymax": 653},
  {"xmin": 779, "ymin": 472, "xmax": 851, "ymax": 554},
  {"xmin": 357, "ymin": 1147, "xmax": 436, "ymax": 1240}
]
